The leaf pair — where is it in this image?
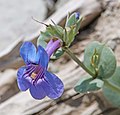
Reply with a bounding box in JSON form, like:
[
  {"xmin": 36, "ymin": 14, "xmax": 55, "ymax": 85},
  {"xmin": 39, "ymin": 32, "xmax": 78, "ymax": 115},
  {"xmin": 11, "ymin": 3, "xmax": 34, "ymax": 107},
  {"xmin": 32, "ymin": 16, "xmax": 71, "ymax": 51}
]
[
  {"xmin": 84, "ymin": 41, "xmax": 116, "ymax": 79},
  {"xmin": 74, "ymin": 41, "xmax": 116, "ymax": 95}
]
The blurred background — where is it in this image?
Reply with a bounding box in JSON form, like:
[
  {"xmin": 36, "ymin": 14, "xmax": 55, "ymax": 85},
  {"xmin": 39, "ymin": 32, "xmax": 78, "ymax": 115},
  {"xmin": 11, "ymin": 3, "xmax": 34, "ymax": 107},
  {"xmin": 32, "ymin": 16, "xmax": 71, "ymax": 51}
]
[{"xmin": 0, "ymin": 0, "xmax": 120, "ymax": 115}]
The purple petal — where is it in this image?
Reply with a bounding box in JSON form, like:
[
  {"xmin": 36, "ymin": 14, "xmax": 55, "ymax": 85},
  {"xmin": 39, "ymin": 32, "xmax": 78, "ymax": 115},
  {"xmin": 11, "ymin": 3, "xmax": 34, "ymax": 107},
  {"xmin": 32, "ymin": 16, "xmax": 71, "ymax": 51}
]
[
  {"xmin": 41, "ymin": 71, "xmax": 64, "ymax": 99},
  {"xmin": 29, "ymin": 79, "xmax": 46, "ymax": 99},
  {"xmin": 17, "ymin": 67, "xmax": 31, "ymax": 91},
  {"xmin": 75, "ymin": 12, "xmax": 80, "ymax": 19},
  {"xmin": 36, "ymin": 45, "xmax": 49, "ymax": 68},
  {"xmin": 20, "ymin": 42, "xmax": 36, "ymax": 64},
  {"xmin": 45, "ymin": 39, "xmax": 54, "ymax": 51},
  {"xmin": 46, "ymin": 40, "xmax": 60, "ymax": 58}
]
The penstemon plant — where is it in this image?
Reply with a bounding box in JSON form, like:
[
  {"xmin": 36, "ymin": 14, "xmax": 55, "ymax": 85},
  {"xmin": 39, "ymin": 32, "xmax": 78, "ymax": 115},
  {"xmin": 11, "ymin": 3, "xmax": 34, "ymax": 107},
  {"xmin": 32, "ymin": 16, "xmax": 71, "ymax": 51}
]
[{"xmin": 17, "ymin": 12, "xmax": 120, "ymax": 107}]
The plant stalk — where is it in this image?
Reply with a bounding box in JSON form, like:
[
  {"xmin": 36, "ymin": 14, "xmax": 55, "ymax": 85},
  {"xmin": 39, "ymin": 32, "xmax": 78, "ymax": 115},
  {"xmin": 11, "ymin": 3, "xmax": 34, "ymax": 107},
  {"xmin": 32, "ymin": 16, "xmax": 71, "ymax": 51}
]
[
  {"xmin": 63, "ymin": 47, "xmax": 95, "ymax": 77},
  {"xmin": 104, "ymin": 80, "xmax": 120, "ymax": 93}
]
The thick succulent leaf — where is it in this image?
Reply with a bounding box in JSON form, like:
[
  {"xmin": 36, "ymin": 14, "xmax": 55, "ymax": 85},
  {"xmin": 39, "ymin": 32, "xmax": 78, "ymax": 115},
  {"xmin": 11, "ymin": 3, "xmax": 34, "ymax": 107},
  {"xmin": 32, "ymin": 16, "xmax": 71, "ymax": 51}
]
[
  {"xmin": 84, "ymin": 41, "xmax": 103, "ymax": 74},
  {"xmin": 98, "ymin": 46, "xmax": 116, "ymax": 79},
  {"xmin": 84, "ymin": 41, "xmax": 116, "ymax": 79},
  {"xmin": 74, "ymin": 75, "xmax": 103, "ymax": 93},
  {"xmin": 103, "ymin": 67, "xmax": 120, "ymax": 107}
]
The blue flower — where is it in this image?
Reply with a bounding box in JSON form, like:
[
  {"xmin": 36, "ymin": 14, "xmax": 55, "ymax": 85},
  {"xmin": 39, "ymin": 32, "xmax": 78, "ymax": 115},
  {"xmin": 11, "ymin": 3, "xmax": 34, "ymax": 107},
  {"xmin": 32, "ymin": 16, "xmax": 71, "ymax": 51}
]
[
  {"xmin": 75, "ymin": 12, "xmax": 80, "ymax": 19},
  {"xmin": 17, "ymin": 41, "xmax": 64, "ymax": 99}
]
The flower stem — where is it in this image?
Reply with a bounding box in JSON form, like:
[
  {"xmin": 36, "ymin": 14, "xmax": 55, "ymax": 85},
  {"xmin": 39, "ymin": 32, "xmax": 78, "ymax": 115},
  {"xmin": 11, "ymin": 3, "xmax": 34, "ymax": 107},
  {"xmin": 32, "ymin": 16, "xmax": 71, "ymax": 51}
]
[
  {"xmin": 63, "ymin": 46, "xmax": 95, "ymax": 77},
  {"xmin": 104, "ymin": 80, "xmax": 120, "ymax": 93}
]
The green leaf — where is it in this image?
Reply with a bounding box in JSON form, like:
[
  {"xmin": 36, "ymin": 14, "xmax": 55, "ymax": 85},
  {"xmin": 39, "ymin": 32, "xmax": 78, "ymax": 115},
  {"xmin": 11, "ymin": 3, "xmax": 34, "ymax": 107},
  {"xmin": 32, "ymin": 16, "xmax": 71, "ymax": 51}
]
[
  {"xmin": 46, "ymin": 24, "xmax": 63, "ymax": 39},
  {"xmin": 84, "ymin": 41, "xmax": 103, "ymax": 74},
  {"xmin": 84, "ymin": 41, "xmax": 116, "ymax": 79},
  {"xmin": 51, "ymin": 48, "xmax": 64, "ymax": 59},
  {"xmin": 37, "ymin": 39, "xmax": 47, "ymax": 49},
  {"xmin": 65, "ymin": 12, "xmax": 83, "ymax": 32},
  {"xmin": 74, "ymin": 75, "xmax": 104, "ymax": 93},
  {"xmin": 65, "ymin": 27, "xmax": 75, "ymax": 46},
  {"xmin": 63, "ymin": 25, "xmax": 80, "ymax": 47},
  {"xmin": 75, "ymin": 17, "xmax": 83, "ymax": 33},
  {"xmin": 63, "ymin": 29, "xmax": 67, "ymax": 43},
  {"xmin": 40, "ymin": 31, "xmax": 51, "ymax": 41},
  {"xmin": 65, "ymin": 13, "xmax": 78, "ymax": 27},
  {"xmin": 103, "ymin": 67, "xmax": 120, "ymax": 107},
  {"xmin": 98, "ymin": 46, "xmax": 116, "ymax": 79},
  {"xmin": 37, "ymin": 31, "xmax": 51, "ymax": 48}
]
